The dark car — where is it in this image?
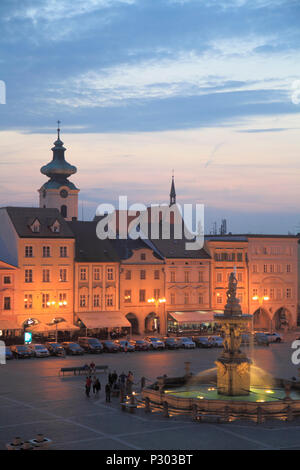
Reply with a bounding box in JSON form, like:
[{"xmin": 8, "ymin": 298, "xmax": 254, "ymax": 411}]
[
  {"xmin": 101, "ymin": 340, "xmax": 120, "ymax": 353},
  {"xmin": 5, "ymin": 347, "xmax": 14, "ymax": 360},
  {"xmin": 131, "ymin": 340, "xmax": 150, "ymax": 351},
  {"xmin": 10, "ymin": 345, "xmax": 32, "ymax": 358},
  {"xmin": 78, "ymin": 337, "xmax": 104, "ymax": 354},
  {"xmin": 45, "ymin": 342, "xmax": 66, "ymax": 356},
  {"xmin": 193, "ymin": 336, "xmax": 212, "ymax": 348},
  {"xmin": 114, "ymin": 340, "xmax": 135, "ymax": 352},
  {"xmin": 61, "ymin": 342, "xmax": 84, "ymax": 355},
  {"xmin": 163, "ymin": 337, "xmax": 181, "ymax": 349}
]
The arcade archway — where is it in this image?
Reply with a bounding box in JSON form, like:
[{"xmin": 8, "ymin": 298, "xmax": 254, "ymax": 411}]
[
  {"xmin": 145, "ymin": 312, "xmax": 160, "ymax": 333},
  {"xmin": 253, "ymin": 308, "xmax": 270, "ymax": 330},
  {"xmin": 126, "ymin": 313, "xmax": 139, "ymax": 335},
  {"xmin": 273, "ymin": 307, "xmax": 293, "ymax": 331}
]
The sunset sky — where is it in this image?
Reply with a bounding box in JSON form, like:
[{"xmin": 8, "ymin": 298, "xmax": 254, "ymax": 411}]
[{"xmin": 0, "ymin": 0, "xmax": 300, "ymax": 233}]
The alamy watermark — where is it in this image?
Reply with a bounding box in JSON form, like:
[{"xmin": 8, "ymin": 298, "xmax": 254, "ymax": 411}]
[
  {"xmin": 0, "ymin": 340, "xmax": 6, "ymax": 365},
  {"xmin": 291, "ymin": 340, "xmax": 300, "ymax": 365},
  {"xmin": 0, "ymin": 81, "xmax": 6, "ymax": 104},
  {"xmin": 95, "ymin": 197, "xmax": 204, "ymax": 251}
]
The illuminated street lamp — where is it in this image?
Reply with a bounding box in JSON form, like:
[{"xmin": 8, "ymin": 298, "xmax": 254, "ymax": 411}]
[{"xmin": 147, "ymin": 297, "xmax": 166, "ymax": 333}]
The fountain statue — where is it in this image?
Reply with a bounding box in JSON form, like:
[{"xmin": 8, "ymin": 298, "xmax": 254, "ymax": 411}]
[{"xmin": 214, "ymin": 271, "xmax": 252, "ymax": 396}]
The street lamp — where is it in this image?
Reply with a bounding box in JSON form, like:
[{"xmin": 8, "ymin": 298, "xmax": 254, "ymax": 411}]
[{"xmin": 147, "ymin": 297, "xmax": 166, "ymax": 333}]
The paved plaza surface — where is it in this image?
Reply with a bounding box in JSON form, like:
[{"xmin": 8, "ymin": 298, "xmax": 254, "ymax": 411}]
[{"xmin": 1, "ymin": 335, "xmax": 300, "ymax": 450}]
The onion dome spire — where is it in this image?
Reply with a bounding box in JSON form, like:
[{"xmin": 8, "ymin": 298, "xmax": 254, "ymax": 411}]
[
  {"xmin": 40, "ymin": 122, "xmax": 77, "ymax": 184},
  {"xmin": 169, "ymin": 170, "xmax": 176, "ymax": 206}
]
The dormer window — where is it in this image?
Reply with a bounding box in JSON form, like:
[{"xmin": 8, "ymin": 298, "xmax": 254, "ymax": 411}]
[
  {"xmin": 51, "ymin": 220, "xmax": 60, "ymax": 233},
  {"xmin": 30, "ymin": 219, "xmax": 41, "ymax": 233}
]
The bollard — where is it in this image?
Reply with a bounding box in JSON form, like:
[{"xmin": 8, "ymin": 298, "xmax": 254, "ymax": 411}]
[{"xmin": 163, "ymin": 401, "xmax": 169, "ymax": 418}]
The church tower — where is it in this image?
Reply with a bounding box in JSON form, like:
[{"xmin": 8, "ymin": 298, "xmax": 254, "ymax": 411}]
[
  {"xmin": 169, "ymin": 172, "xmax": 176, "ymax": 206},
  {"xmin": 38, "ymin": 122, "xmax": 79, "ymax": 220}
]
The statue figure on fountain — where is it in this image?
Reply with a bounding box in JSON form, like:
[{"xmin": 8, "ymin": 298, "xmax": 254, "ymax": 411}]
[{"xmin": 224, "ymin": 270, "xmax": 242, "ymax": 316}]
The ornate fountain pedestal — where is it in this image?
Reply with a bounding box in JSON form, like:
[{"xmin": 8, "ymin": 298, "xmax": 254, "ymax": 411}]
[{"xmin": 215, "ymin": 272, "xmax": 252, "ymax": 396}]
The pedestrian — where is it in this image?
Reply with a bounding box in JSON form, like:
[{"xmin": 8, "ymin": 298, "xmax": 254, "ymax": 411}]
[
  {"xmin": 92, "ymin": 376, "xmax": 98, "ymax": 394},
  {"xmin": 119, "ymin": 371, "xmax": 126, "ymax": 391},
  {"xmin": 108, "ymin": 371, "xmax": 114, "ymax": 386},
  {"xmin": 95, "ymin": 377, "xmax": 101, "ymax": 395},
  {"xmin": 111, "ymin": 370, "xmax": 118, "ymax": 385},
  {"xmin": 85, "ymin": 376, "xmax": 92, "ymax": 397},
  {"xmin": 90, "ymin": 361, "xmax": 96, "ymax": 374},
  {"xmin": 126, "ymin": 371, "xmax": 134, "ymax": 395},
  {"xmin": 105, "ymin": 382, "xmax": 111, "ymax": 402}
]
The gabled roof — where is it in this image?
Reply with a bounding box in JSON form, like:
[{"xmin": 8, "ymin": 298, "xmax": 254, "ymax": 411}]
[
  {"xmin": 67, "ymin": 221, "xmax": 120, "ymax": 262},
  {"xmin": 3, "ymin": 207, "xmax": 74, "ymax": 238},
  {"xmin": 111, "ymin": 237, "xmax": 164, "ymax": 262}
]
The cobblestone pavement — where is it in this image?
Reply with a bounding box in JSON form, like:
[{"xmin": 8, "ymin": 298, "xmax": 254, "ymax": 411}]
[{"xmin": 1, "ymin": 336, "xmax": 300, "ymax": 450}]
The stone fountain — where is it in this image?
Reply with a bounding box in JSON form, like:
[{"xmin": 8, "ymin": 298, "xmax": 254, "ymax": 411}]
[{"xmin": 214, "ymin": 271, "xmax": 252, "ymax": 396}]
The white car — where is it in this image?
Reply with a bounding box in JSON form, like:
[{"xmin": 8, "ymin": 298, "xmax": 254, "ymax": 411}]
[
  {"xmin": 177, "ymin": 337, "xmax": 196, "ymax": 349},
  {"xmin": 28, "ymin": 344, "xmax": 50, "ymax": 357},
  {"xmin": 209, "ymin": 336, "xmax": 224, "ymax": 348},
  {"xmin": 265, "ymin": 332, "xmax": 283, "ymax": 343}
]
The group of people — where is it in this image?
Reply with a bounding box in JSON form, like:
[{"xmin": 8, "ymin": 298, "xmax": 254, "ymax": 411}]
[{"xmin": 84, "ymin": 368, "xmax": 135, "ymax": 402}]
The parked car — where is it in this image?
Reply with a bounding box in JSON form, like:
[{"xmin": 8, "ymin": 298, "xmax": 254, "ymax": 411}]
[
  {"xmin": 45, "ymin": 342, "xmax": 66, "ymax": 356},
  {"xmin": 193, "ymin": 336, "xmax": 212, "ymax": 348},
  {"xmin": 131, "ymin": 339, "xmax": 150, "ymax": 351},
  {"xmin": 144, "ymin": 337, "xmax": 165, "ymax": 350},
  {"xmin": 114, "ymin": 340, "xmax": 135, "ymax": 352},
  {"xmin": 209, "ymin": 336, "xmax": 224, "ymax": 348},
  {"xmin": 5, "ymin": 346, "xmax": 13, "ymax": 360},
  {"xmin": 176, "ymin": 337, "xmax": 196, "ymax": 349},
  {"xmin": 265, "ymin": 332, "xmax": 283, "ymax": 343},
  {"xmin": 163, "ymin": 337, "xmax": 181, "ymax": 349},
  {"xmin": 254, "ymin": 332, "xmax": 270, "ymax": 346},
  {"xmin": 61, "ymin": 342, "xmax": 84, "ymax": 355},
  {"xmin": 78, "ymin": 337, "xmax": 104, "ymax": 353},
  {"xmin": 101, "ymin": 340, "xmax": 120, "ymax": 353},
  {"xmin": 28, "ymin": 344, "xmax": 50, "ymax": 358},
  {"xmin": 10, "ymin": 345, "xmax": 32, "ymax": 358}
]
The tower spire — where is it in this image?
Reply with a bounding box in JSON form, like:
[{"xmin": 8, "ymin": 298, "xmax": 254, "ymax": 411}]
[
  {"xmin": 57, "ymin": 120, "xmax": 61, "ymax": 140},
  {"xmin": 169, "ymin": 170, "xmax": 176, "ymax": 206}
]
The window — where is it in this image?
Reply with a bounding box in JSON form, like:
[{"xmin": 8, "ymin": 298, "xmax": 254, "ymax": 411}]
[
  {"xmin": 286, "ymin": 288, "xmax": 292, "ymax": 299},
  {"xmin": 237, "ymin": 273, "xmax": 243, "ymax": 282},
  {"xmin": 170, "ymin": 272, "xmax": 176, "ymax": 282},
  {"xmin": 139, "ymin": 289, "xmax": 146, "ymax": 302},
  {"xmin": 4, "ymin": 297, "xmax": 11, "ymax": 310},
  {"xmin": 154, "ymin": 270, "xmax": 160, "ymax": 280},
  {"xmin": 184, "ymin": 293, "xmax": 189, "ymax": 305},
  {"xmin": 217, "ymin": 294, "xmax": 223, "ymax": 304},
  {"xmin": 106, "ymin": 294, "xmax": 113, "ymax": 306},
  {"xmin": 184, "ymin": 271, "xmax": 190, "ymax": 283},
  {"xmin": 51, "ymin": 221, "xmax": 60, "ymax": 233},
  {"xmin": 270, "ymin": 288, "xmax": 275, "ymax": 299},
  {"xmin": 3, "ymin": 276, "xmax": 11, "ymax": 285},
  {"xmin": 237, "ymin": 253, "xmax": 243, "ymax": 262},
  {"xmin": 43, "ymin": 246, "xmax": 51, "ymax": 258},
  {"xmin": 59, "ymin": 293, "xmax": 67, "ymax": 306},
  {"xmin": 124, "ymin": 290, "xmax": 131, "ymax": 303},
  {"xmin": 287, "ymin": 264, "xmax": 291, "ymax": 273},
  {"xmin": 269, "ymin": 264, "xmax": 274, "ymax": 273},
  {"xmin": 42, "ymin": 269, "xmax": 50, "ymax": 283},
  {"xmin": 42, "ymin": 293, "xmax": 50, "ymax": 308},
  {"xmin": 93, "ymin": 294, "xmax": 100, "ymax": 308},
  {"xmin": 252, "ymin": 288, "xmax": 258, "ymax": 298},
  {"xmin": 198, "ymin": 294, "xmax": 204, "ymax": 304},
  {"xmin": 94, "ymin": 268, "xmax": 100, "ymax": 281},
  {"xmin": 60, "ymin": 246, "xmax": 68, "ymax": 258},
  {"xmin": 140, "ymin": 270, "xmax": 146, "ymax": 280},
  {"xmin": 59, "ymin": 269, "xmax": 67, "ymax": 282},
  {"xmin": 216, "ymin": 273, "xmax": 222, "ymax": 283},
  {"xmin": 24, "ymin": 294, "xmax": 33, "ymax": 309},
  {"xmin": 140, "ymin": 253, "xmax": 146, "ymax": 260},
  {"xmin": 125, "ymin": 270, "xmax": 131, "ymax": 280},
  {"xmin": 80, "ymin": 294, "xmax": 87, "ymax": 307},
  {"xmin": 25, "ymin": 246, "xmax": 33, "ymax": 258},
  {"xmin": 154, "ymin": 289, "xmax": 160, "ymax": 299},
  {"xmin": 25, "ymin": 269, "xmax": 33, "ymax": 283},
  {"xmin": 61, "ymin": 205, "xmax": 67, "ymax": 218},
  {"xmin": 107, "ymin": 268, "xmax": 114, "ymax": 280},
  {"xmin": 252, "ymin": 264, "xmax": 258, "ymax": 273},
  {"xmin": 263, "ymin": 288, "xmax": 268, "ymax": 297},
  {"xmin": 80, "ymin": 268, "xmax": 87, "ymax": 281},
  {"xmin": 263, "ymin": 264, "xmax": 267, "ymax": 273},
  {"xmin": 198, "ymin": 271, "xmax": 204, "ymax": 282},
  {"xmin": 170, "ymin": 293, "xmax": 175, "ymax": 305}
]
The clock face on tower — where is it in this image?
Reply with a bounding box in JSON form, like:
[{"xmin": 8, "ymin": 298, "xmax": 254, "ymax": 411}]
[{"xmin": 60, "ymin": 189, "xmax": 68, "ymax": 199}]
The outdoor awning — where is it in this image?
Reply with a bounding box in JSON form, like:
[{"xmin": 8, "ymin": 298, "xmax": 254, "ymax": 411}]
[
  {"xmin": 0, "ymin": 318, "xmax": 21, "ymax": 330},
  {"xmin": 78, "ymin": 312, "xmax": 131, "ymax": 329},
  {"xmin": 168, "ymin": 310, "xmax": 216, "ymax": 324},
  {"xmin": 29, "ymin": 322, "xmax": 80, "ymax": 332}
]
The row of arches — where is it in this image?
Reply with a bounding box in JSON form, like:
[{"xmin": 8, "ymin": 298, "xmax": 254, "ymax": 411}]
[
  {"xmin": 253, "ymin": 307, "xmax": 293, "ymax": 330},
  {"xmin": 126, "ymin": 312, "xmax": 159, "ymax": 334}
]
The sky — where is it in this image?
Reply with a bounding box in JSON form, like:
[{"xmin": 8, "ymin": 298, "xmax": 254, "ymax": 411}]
[{"xmin": 0, "ymin": 0, "xmax": 300, "ymax": 234}]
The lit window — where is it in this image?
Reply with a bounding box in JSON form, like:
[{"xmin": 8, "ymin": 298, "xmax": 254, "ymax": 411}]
[
  {"xmin": 124, "ymin": 290, "xmax": 131, "ymax": 303},
  {"xmin": 43, "ymin": 246, "xmax": 51, "ymax": 258},
  {"xmin": 25, "ymin": 269, "xmax": 33, "ymax": 283},
  {"xmin": 107, "ymin": 268, "xmax": 114, "ymax": 280},
  {"xmin": 25, "ymin": 246, "xmax": 33, "ymax": 258},
  {"xmin": 140, "ymin": 270, "xmax": 146, "ymax": 280},
  {"xmin": 4, "ymin": 297, "xmax": 11, "ymax": 310}
]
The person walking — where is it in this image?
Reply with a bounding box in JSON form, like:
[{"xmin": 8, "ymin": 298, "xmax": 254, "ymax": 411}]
[
  {"xmin": 94, "ymin": 377, "xmax": 101, "ymax": 395},
  {"xmin": 92, "ymin": 376, "xmax": 98, "ymax": 394},
  {"xmin": 85, "ymin": 376, "xmax": 92, "ymax": 397},
  {"xmin": 105, "ymin": 382, "xmax": 111, "ymax": 402},
  {"xmin": 111, "ymin": 370, "xmax": 118, "ymax": 385}
]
